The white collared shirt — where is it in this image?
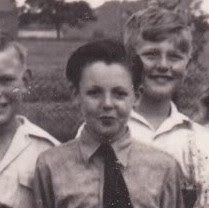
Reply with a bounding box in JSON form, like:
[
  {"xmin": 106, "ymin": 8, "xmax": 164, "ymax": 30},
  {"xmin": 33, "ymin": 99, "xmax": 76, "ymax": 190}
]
[
  {"xmin": 128, "ymin": 102, "xmax": 192, "ymax": 175},
  {"xmin": 128, "ymin": 102, "xmax": 209, "ymax": 208},
  {"xmin": 0, "ymin": 115, "xmax": 59, "ymax": 208}
]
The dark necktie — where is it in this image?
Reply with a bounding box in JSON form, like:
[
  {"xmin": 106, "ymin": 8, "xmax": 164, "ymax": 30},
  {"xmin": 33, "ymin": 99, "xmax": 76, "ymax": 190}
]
[
  {"xmin": 98, "ymin": 143, "xmax": 133, "ymax": 208},
  {"xmin": 182, "ymin": 188, "xmax": 197, "ymax": 208}
]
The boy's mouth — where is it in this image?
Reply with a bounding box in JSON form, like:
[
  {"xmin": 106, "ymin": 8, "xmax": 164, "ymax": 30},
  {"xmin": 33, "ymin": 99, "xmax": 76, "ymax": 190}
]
[
  {"xmin": 100, "ymin": 116, "xmax": 116, "ymax": 125},
  {"xmin": 149, "ymin": 74, "xmax": 174, "ymax": 83}
]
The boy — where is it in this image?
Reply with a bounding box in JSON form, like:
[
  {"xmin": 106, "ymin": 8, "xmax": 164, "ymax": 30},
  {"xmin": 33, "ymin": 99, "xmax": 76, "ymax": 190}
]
[
  {"xmin": 124, "ymin": 6, "xmax": 209, "ymax": 207},
  {"xmin": 33, "ymin": 39, "xmax": 185, "ymax": 208},
  {"xmin": 0, "ymin": 36, "xmax": 59, "ymax": 208}
]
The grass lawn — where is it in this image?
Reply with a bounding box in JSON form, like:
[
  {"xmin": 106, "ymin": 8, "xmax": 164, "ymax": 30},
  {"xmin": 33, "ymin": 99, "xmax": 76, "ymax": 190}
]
[
  {"xmin": 20, "ymin": 39, "xmax": 86, "ymax": 74},
  {"xmin": 21, "ymin": 101, "xmax": 83, "ymax": 143},
  {"xmin": 19, "ymin": 39, "xmax": 87, "ymax": 142}
]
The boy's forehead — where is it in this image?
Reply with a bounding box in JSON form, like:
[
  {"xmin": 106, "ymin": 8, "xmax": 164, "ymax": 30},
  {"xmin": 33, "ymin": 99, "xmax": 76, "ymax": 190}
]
[{"xmin": 136, "ymin": 28, "xmax": 192, "ymax": 54}]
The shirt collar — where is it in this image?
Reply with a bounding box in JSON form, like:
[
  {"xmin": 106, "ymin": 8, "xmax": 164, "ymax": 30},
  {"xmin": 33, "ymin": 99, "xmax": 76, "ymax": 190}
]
[
  {"xmin": 78, "ymin": 126, "xmax": 132, "ymax": 168},
  {"xmin": 169, "ymin": 102, "xmax": 190, "ymax": 123},
  {"xmin": 130, "ymin": 110, "xmax": 150, "ymax": 127},
  {"xmin": 130, "ymin": 102, "xmax": 191, "ymax": 132},
  {"xmin": 15, "ymin": 115, "xmax": 59, "ymax": 145}
]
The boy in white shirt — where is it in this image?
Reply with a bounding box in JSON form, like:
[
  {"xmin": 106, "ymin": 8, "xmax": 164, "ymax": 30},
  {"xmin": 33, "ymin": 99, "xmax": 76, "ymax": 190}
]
[
  {"xmin": 124, "ymin": 6, "xmax": 209, "ymax": 208},
  {"xmin": 0, "ymin": 36, "xmax": 59, "ymax": 208}
]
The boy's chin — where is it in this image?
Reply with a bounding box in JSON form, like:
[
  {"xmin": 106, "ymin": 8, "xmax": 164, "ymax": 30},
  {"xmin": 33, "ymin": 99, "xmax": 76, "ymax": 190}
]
[
  {"xmin": 98, "ymin": 130, "xmax": 117, "ymax": 138},
  {"xmin": 96, "ymin": 128, "xmax": 121, "ymax": 142},
  {"xmin": 145, "ymin": 87, "xmax": 174, "ymax": 101},
  {"xmin": 0, "ymin": 113, "xmax": 16, "ymax": 127}
]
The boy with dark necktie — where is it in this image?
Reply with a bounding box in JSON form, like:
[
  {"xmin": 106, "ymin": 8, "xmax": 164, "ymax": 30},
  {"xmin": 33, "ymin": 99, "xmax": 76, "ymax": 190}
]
[{"xmin": 34, "ymin": 39, "xmax": 185, "ymax": 208}]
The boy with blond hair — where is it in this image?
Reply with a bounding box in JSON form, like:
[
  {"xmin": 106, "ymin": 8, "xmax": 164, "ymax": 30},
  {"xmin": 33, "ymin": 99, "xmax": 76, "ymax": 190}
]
[
  {"xmin": 124, "ymin": 6, "xmax": 209, "ymax": 208},
  {"xmin": 0, "ymin": 35, "xmax": 59, "ymax": 208}
]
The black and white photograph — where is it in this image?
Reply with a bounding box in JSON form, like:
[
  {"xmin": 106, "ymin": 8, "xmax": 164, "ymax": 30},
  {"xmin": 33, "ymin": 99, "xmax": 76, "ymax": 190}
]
[{"xmin": 1, "ymin": 0, "xmax": 209, "ymax": 207}]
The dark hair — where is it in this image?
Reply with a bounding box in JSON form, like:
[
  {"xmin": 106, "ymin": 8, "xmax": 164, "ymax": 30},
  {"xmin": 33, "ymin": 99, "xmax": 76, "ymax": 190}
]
[{"xmin": 66, "ymin": 39, "xmax": 143, "ymax": 92}]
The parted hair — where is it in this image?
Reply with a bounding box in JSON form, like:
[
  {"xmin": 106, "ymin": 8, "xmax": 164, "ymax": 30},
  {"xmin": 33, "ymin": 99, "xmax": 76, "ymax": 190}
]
[
  {"xmin": 124, "ymin": 7, "xmax": 192, "ymax": 57},
  {"xmin": 66, "ymin": 39, "xmax": 143, "ymax": 92}
]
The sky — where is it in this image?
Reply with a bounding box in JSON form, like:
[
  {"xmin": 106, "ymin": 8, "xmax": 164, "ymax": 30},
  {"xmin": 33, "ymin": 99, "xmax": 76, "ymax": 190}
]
[{"xmin": 16, "ymin": 0, "xmax": 209, "ymax": 12}]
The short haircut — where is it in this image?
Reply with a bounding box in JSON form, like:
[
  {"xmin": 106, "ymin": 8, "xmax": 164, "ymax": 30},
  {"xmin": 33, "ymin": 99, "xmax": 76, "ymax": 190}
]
[
  {"xmin": 124, "ymin": 7, "xmax": 192, "ymax": 57},
  {"xmin": 66, "ymin": 39, "xmax": 143, "ymax": 92},
  {"xmin": 0, "ymin": 34, "xmax": 27, "ymax": 68}
]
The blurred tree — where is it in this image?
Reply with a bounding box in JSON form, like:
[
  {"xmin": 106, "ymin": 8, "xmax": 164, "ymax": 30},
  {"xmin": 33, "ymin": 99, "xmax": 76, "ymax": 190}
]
[
  {"xmin": 0, "ymin": 0, "xmax": 18, "ymax": 39},
  {"xmin": 18, "ymin": 0, "xmax": 97, "ymax": 39}
]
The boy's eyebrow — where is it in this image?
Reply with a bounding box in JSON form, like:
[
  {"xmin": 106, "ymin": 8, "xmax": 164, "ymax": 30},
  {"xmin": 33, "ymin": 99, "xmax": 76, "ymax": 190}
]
[
  {"xmin": 113, "ymin": 86, "xmax": 129, "ymax": 91},
  {"xmin": 88, "ymin": 85, "xmax": 101, "ymax": 88},
  {"xmin": 141, "ymin": 48, "xmax": 160, "ymax": 54},
  {"xmin": 85, "ymin": 85, "xmax": 102, "ymax": 91}
]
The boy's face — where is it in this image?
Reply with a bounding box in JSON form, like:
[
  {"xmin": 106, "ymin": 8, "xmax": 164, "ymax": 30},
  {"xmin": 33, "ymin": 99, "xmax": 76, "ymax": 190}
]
[
  {"xmin": 0, "ymin": 47, "xmax": 26, "ymax": 126},
  {"xmin": 78, "ymin": 61, "xmax": 135, "ymax": 141},
  {"xmin": 136, "ymin": 38, "xmax": 190, "ymax": 100}
]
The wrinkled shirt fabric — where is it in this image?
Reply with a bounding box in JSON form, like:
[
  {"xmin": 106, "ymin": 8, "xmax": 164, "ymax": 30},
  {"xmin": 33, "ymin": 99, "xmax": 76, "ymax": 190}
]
[
  {"xmin": 128, "ymin": 102, "xmax": 209, "ymax": 208},
  {"xmin": 34, "ymin": 127, "xmax": 185, "ymax": 208},
  {"xmin": 0, "ymin": 116, "xmax": 59, "ymax": 208}
]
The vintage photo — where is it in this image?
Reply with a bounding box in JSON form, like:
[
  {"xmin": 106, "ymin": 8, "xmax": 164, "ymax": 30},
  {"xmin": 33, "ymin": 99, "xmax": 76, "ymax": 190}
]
[{"xmin": 0, "ymin": 0, "xmax": 209, "ymax": 207}]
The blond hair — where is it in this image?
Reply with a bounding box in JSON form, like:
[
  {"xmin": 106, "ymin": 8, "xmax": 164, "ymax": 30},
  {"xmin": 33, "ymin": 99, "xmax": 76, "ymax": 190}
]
[{"xmin": 124, "ymin": 7, "xmax": 192, "ymax": 57}]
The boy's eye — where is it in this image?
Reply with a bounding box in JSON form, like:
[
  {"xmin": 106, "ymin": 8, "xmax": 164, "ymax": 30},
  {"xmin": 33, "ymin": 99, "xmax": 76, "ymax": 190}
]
[
  {"xmin": 86, "ymin": 88, "xmax": 102, "ymax": 97},
  {"xmin": 113, "ymin": 89, "xmax": 128, "ymax": 99},
  {"xmin": 168, "ymin": 52, "xmax": 183, "ymax": 61},
  {"xmin": 142, "ymin": 50, "xmax": 160, "ymax": 59}
]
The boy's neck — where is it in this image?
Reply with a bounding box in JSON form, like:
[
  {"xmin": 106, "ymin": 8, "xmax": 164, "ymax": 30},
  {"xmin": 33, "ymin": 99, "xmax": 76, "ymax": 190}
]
[
  {"xmin": 134, "ymin": 94, "xmax": 171, "ymax": 130},
  {"xmin": 85, "ymin": 124, "xmax": 128, "ymax": 144},
  {"xmin": 0, "ymin": 117, "xmax": 19, "ymax": 161}
]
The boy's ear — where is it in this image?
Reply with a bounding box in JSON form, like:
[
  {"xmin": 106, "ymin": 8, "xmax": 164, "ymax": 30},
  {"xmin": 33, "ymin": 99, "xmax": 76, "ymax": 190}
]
[
  {"xmin": 22, "ymin": 69, "xmax": 32, "ymax": 88},
  {"xmin": 71, "ymin": 85, "xmax": 79, "ymax": 99},
  {"xmin": 133, "ymin": 87, "xmax": 142, "ymax": 108},
  {"xmin": 71, "ymin": 86, "xmax": 82, "ymax": 109},
  {"xmin": 132, "ymin": 91, "xmax": 139, "ymax": 109}
]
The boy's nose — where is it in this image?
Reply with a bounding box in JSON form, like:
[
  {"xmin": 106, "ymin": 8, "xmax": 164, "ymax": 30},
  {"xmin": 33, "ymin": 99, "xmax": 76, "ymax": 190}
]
[
  {"xmin": 102, "ymin": 94, "xmax": 113, "ymax": 110},
  {"xmin": 161, "ymin": 56, "xmax": 169, "ymax": 66},
  {"xmin": 157, "ymin": 57, "xmax": 170, "ymax": 72}
]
